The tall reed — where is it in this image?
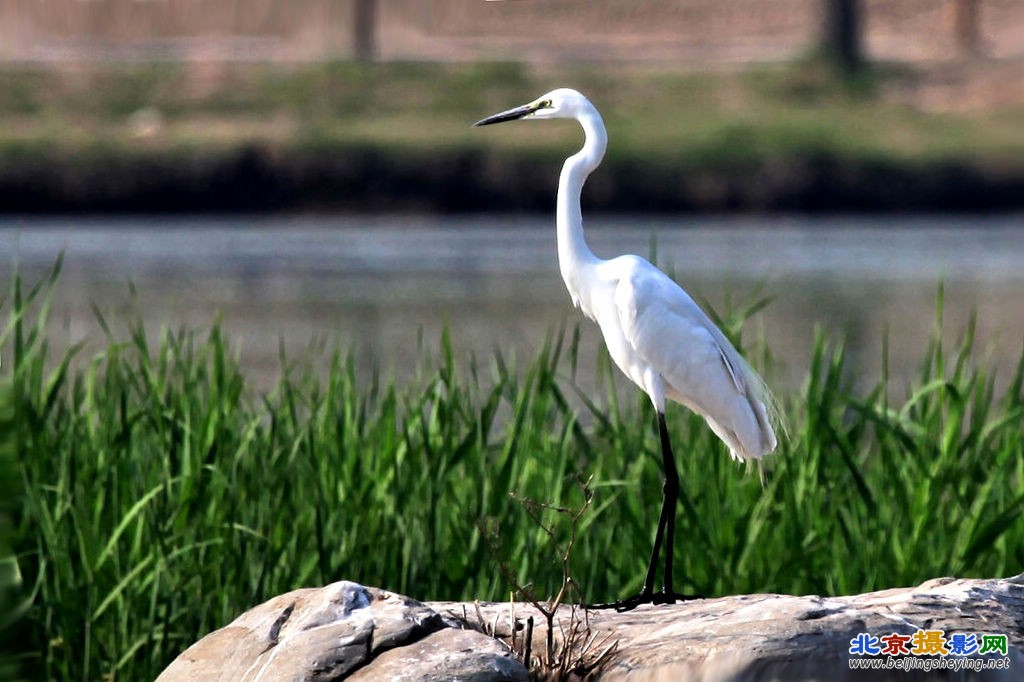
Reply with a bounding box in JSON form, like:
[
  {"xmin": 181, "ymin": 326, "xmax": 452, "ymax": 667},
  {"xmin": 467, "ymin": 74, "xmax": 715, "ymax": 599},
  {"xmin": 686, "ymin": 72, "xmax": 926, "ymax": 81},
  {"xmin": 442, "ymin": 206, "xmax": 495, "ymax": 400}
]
[{"xmin": 6, "ymin": 265, "xmax": 1023, "ymax": 681}]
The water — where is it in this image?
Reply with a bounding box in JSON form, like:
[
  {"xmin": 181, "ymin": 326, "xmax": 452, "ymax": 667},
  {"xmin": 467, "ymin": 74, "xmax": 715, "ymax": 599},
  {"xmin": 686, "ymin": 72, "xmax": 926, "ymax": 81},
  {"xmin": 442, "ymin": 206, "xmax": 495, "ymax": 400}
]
[{"xmin": 2, "ymin": 214, "xmax": 1023, "ymax": 394}]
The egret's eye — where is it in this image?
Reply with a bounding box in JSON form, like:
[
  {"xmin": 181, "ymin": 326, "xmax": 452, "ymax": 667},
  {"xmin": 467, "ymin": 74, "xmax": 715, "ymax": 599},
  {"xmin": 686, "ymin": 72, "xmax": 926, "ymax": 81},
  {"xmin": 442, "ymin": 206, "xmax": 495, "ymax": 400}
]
[{"xmin": 539, "ymin": 99, "xmax": 552, "ymax": 109}]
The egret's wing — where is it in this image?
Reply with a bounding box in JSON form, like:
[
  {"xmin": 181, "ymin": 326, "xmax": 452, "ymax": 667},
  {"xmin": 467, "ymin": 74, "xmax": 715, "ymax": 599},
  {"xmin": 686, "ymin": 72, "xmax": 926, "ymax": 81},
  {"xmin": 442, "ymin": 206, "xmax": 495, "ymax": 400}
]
[
  {"xmin": 612, "ymin": 257, "xmax": 776, "ymax": 459},
  {"xmin": 613, "ymin": 262, "xmax": 741, "ymax": 402}
]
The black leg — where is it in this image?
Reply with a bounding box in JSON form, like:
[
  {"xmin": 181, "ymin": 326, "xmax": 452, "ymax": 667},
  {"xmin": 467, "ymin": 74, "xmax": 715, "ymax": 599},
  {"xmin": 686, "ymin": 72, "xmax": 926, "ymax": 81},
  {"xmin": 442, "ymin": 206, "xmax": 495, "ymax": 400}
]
[
  {"xmin": 640, "ymin": 485, "xmax": 668, "ymax": 597},
  {"xmin": 588, "ymin": 411, "xmax": 703, "ymax": 611},
  {"xmin": 657, "ymin": 412, "xmax": 680, "ymax": 598},
  {"xmin": 640, "ymin": 412, "xmax": 676, "ymax": 596}
]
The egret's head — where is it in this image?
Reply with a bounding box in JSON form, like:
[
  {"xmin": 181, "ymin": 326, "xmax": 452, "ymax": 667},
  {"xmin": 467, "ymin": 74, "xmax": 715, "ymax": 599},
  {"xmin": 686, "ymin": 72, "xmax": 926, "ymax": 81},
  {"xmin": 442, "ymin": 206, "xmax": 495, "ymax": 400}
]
[{"xmin": 474, "ymin": 88, "xmax": 592, "ymax": 127}]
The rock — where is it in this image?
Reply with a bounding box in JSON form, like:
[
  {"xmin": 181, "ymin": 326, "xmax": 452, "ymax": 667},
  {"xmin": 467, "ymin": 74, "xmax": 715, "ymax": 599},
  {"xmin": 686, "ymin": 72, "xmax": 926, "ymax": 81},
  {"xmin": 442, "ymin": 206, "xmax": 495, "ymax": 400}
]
[
  {"xmin": 456, "ymin": 574, "xmax": 1024, "ymax": 680},
  {"xmin": 155, "ymin": 580, "xmax": 527, "ymax": 682},
  {"xmin": 158, "ymin": 575, "xmax": 1024, "ymax": 681},
  {"xmin": 348, "ymin": 628, "xmax": 528, "ymax": 682}
]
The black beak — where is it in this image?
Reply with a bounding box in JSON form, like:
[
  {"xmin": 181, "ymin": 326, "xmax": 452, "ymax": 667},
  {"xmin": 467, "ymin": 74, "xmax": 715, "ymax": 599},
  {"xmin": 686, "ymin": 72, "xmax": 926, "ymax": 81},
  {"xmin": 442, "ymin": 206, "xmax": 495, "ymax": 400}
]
[{"xmin": 473, "ymin": 102, "xmax": 539, "ymax": 127}]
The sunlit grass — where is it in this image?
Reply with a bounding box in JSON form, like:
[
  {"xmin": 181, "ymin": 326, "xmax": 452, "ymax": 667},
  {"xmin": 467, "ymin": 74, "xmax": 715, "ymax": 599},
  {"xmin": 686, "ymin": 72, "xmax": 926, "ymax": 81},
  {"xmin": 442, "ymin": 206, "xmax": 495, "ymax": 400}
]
[
  {"xmin": 6, "ymin": 263, "xmax": 1024, "ymax": 681},
  {"xmin": 1, "ymin": 61, "xmax": 1022, "ymax": 165}
]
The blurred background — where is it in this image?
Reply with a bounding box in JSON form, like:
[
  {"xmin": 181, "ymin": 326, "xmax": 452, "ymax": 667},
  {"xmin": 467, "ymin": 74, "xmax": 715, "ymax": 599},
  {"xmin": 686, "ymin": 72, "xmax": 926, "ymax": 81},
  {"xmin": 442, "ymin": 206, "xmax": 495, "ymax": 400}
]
[{"xmin": 1, "ymin": 0, "xmax": 1023, "ymax": 391}]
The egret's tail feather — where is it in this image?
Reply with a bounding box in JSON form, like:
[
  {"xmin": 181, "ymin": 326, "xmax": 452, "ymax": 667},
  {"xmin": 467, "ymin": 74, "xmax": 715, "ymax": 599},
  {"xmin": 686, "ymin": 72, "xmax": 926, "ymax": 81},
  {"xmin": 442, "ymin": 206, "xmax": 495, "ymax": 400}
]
[{"xmin": 750, "ymin": 395, "xmax": 778, "ymax": 456}]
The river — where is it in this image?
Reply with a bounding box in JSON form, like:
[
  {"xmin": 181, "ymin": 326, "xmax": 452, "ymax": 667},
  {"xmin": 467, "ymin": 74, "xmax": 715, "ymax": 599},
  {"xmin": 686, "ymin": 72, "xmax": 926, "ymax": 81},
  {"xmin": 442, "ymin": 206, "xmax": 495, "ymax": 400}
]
[{"xmin": 2, "ymin": 213, "xmax": 1022, "ymax": 395}]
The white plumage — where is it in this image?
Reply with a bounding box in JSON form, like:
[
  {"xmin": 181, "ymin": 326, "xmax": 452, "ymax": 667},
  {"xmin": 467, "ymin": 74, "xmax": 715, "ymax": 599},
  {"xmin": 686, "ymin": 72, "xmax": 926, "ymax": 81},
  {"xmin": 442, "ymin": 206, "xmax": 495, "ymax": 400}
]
[
  {"xmin": 476, "ymin": 88, "xmax": 778, "ymax": 609},
  {"xmin": 597, "ymin": 255, "xmax": 777, "ymax": 461}
]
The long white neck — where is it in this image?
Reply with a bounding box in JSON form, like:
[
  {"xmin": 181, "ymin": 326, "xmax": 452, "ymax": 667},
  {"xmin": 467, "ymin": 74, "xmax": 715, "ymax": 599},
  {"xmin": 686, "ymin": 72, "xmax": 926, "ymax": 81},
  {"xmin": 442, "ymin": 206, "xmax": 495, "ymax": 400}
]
[{"xmin": 557, "ymin": 105, "xmax": 606, "ymax": 311}]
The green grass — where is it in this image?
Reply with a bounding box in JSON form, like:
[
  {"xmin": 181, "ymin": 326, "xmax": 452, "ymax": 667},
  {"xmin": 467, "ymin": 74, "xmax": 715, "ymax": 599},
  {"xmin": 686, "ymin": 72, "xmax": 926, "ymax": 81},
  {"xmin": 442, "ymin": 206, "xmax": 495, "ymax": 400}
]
[
  {"xmin": 6, "ymin": 264, "xmax": 1024, "ymax": 681},
  {"xmin": 1, "ymin": 60, "xmax": 1023, "ymax": 167}
]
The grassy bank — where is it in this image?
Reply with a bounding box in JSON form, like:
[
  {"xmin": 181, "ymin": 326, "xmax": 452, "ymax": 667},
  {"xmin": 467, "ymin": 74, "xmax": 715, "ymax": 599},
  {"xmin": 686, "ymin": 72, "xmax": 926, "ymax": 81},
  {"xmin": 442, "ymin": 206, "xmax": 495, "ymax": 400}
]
[
  {"xmin": 6, "ymin": 265, "xmax": 1024, "ymax": 680},
  {"xmin": 2, "ymin": 61, "xmax": 1023, "ymax": 211}
]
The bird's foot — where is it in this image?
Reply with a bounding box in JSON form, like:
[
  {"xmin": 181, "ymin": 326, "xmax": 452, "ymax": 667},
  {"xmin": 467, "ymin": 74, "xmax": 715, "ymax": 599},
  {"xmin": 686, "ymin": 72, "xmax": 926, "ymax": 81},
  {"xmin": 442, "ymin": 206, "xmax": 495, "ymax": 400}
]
[{"xmin": 586, "ymin": 590, "xmax": 704, "ymax": 612}]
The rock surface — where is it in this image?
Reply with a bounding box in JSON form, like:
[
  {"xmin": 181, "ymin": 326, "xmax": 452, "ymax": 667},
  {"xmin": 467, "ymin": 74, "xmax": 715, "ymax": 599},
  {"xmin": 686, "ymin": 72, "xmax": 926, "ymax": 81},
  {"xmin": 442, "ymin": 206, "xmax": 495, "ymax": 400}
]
[
  {"xmin": 158, "ymin": 575, "xmax": 1024, "ymax": 681},
  {"xmin": 155, "ymin": 580, "xmax": 527, "ymax": 682}
]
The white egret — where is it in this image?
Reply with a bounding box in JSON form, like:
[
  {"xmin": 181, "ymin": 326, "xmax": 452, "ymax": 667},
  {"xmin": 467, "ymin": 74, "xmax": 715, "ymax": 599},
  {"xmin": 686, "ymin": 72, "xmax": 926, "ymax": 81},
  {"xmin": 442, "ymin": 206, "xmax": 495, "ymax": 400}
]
[{"xmin": 475, "ymin": 89, "xmax": 778, "ymax": 610}]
